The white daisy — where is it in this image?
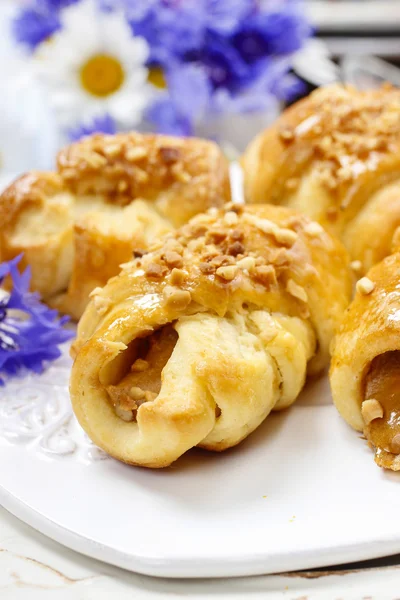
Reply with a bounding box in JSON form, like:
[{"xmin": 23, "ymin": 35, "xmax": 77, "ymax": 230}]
[{"xmin": 35, "ymin": 0, "xmax": 150, "ymax": 128}]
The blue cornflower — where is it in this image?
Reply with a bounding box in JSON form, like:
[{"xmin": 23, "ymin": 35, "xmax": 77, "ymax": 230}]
[
  {"xmin": 67, "ymin": 114, "xmax": 117, "ymax": 142},
  {"xmin": 44, "ymin": 0, "xmax": 80, "ymax": 7},
  {"xmin": 143, "ymin": 0, "xmax": 310, "ymax": 136},
  {"xmin": 146, "ymin": 64, "xmax": 211, "ymax": 136},
  {"xmin": 44, "ymin": 0, "xmax": 79, "ymax": 6},
  {"xmin": 12, "ymin": 4, "xmax": 60, "ymax": 52},
  {"xmin": 0, "ymin": 256, "xmax": 74, "ymax": 386},
  {"xmin": 146, "ymin": 98, "xmax": 191, "ymax": 137},
  {"xmin": 129, "ymin": 0, "xmax": 256, "ymax": 66},
  {"xmin": 129, "ymin": 1, "xmax": 204, "ymax": 67},
  {"xmin": 210, "ymin": 55, "xmax": 306, "ymax": 117},
  {"xmin": 233, "ymin": 10, "xmax": 312, "ymax": 65},
  {"xmin": 12, "ymin": 0, "xmax": 311, "ymax": 137},
  {"xmin": 101, "ymin": 0, "xmax": 156, "ymax": 20},
  {"xmin": 200, "ymin": 34, "xmax": 251, "ymax": 92},
  {"xmin": 12, "ymin": 0, "xmax": 80, "ymax": 52},
  {"xmin": 203, "ymin": 0, "xmax": 257, "ymax": 35}
]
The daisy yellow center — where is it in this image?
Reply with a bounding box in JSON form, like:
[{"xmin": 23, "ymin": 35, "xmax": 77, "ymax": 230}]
[
  {"xmin": 147, "ymin": 67, "xmax": 166, "ymax": 89},
  {"xmin": 80, "ymin": 54, "xmax": 125, "ymax": 98}
]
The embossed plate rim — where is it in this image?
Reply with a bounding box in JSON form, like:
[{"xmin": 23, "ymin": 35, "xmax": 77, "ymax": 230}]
[{"xmin": 1, "ymin": 346, "xmax": 400, "ymax": 578}]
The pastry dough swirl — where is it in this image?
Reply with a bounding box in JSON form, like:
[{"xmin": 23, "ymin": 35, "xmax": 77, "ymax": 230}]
[
  {"xmin": 0, "ymin": 132, "xmax": 230, "ymax": 319},
  {"xmin": 241, "ymin": 84, "xmax": 400, "ymax": 274},
  {"xmin": 71, "ymin": 204, "xmax": 351, "ymax": 468},
  {"xmin": 331, "ymin": 251, "xmax": 400, "ymax": 470}
]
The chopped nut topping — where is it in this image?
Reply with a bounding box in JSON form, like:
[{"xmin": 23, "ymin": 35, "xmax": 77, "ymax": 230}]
[
  {"xmin": 228, "ymin": 204, "xmax": 243, "ymax": 215},
  {"xmin": 244, "ymin": 214, "xmax": 275, "ymax": 235},
  {"xmin": 279, "ymin": 128, "xmax": 295, "ymax": 142},
  {"xmin": 163, "ymin": 285, "xmax": 191, "ymax": 309},
  {"xmin": 134, "ymin": 168, "xmax": 149, "ymax": 183},
  {"xmin": 237, "ymin": 256, "xmax": 256, "ymax": 272},
  {"xmin": 216, "ymin": 265, "xmax": 238, "ymax": 281},
  {"xmin": 304, "ymin": 221, "xmax": 324, "ymax": 237},
  {"xmin": 203, "ymin": 244, "xmax": 219, "ymax": 259},
  {"xmin": 159, "ymin": 147, "xmax": 180, "ymax": 163},
  {"xmin": 207, "ymin": 207, "xmax": 219, "ymax": 217},
  {"xmin": 270, "ymin": 248, "xmax": 292, "ymax": 267},
  {"xmin": 361, "ymin": 399, "xmax": 383, "ymax": 425},
  {"xmin": 115, "ymin": 406, "xmax": 134, "ymax": 422},
  {"xmin": 291, "ymin": 86, "xmax": 400, "ymax": 190},
  {"xmin": 350, "ymin": 260, "xmax": 363, "ymax": 273},
  {"xmin": 93, "ymin": 294, "xmax": 111, "ymax": 316},
  {"xmin": 211, "ymin": 254, "xmax": 234, "ymax": 268},
  {"xmin": 253, "ymin": 265, "xmax": 277, "ymax": 286},
  {"xmin": 188, "ymin": 237, "xmax": 205, "ymax": 252},
  {"xmin": 109, "ymin": 201, "xmax": 326, "ymax": 318},
  {"xmin": 126, "ymin": 147, "xmax": 147, "ymax": 161},
  {"xmin": 119, "ymin": 261, "xmax": 133, "ymax": 271},
  {"xmin": 199, "ymin": 262, "xmax": 215, "ymax": 274},
  {"xmin": 244, "ymin": 213, "xmax": 297, "ymax": 246},
  {"xmin": 169, "ymin": 268, "xmax": 187, "ymax": 286},
  {"xmin": 190, "ymin": 224, "xmax": 208, "ymax": 238},
  {"xmin": 173, "ymin": 168, "xmax": 191, "ymax": 183},
  {"xmin": 231, "ymin": 229, "xmax": 244, "ymax": 241},
  {"xmin": 227, "ymin": 241, "xmax": 245, "ymax": 256},
  {"xmin": 61, "ymin": 168, "xmax": 76, "ymax": 180},
  {"xmin": 85, "ymin": 152, "xmax": 107, "ymax": 168},
  {"xmin": 274, "ymin": 227, "xmax": 298, "ymax": 246},
  {"xmin": 255, "ymin": 256, "xmax": 265, "ymax": 266},
  {"xmin": 287, "ymin": 279, "xmax": 308, "ymax": 302},
  {"xmin": 130, "ymin": 387, "xmax": 146, "ymax": 400},
  {"xmin": 163, "ymin": 251, "xmax": 183, "ymax": 268},
  {"xmin": 224, "ymin": 211, "xmax": 239, "ymax": 226},
  {"xmin": 163, "ymin": 238, "xmax": 184, "ymax": 254},
  {"xmin": 131, "ymin": 359, "xmax": 149, "ymax": 372},
  {"xmin": 207, "ymin": 229, "xmax": 227, "ymax": 244},
  {"xmin": 133, "ymin": 248, "xmax": 147, "ymax": 258},
  {"xmin": 144, "ymin": 390, "xmax": 157, "ymax": 402},
  {"xmin": 103, "ymin": 143, "xmax": 121, "ymax": 157},
  {"xmin": 356, "ymin": 277, "xmax": 375, "ymax": 295},
  {"xmin": 286, "ymin": 215, "xmax": 304, "ymax": 230},
  {"xmin": 145, "ymin": 263, "xmax": 165, "ymax": 278}
]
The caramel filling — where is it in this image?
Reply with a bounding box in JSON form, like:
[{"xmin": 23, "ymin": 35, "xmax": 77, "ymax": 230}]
[
  {"xmin": 107, "ymin": 325, "xmax": 178, "ymax": 422},
  {"xmin": 363, "ymin": 351, "xmax": 400, "ymax": 470}
]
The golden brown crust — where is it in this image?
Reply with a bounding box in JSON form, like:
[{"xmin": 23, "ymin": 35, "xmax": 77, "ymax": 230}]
[
  {"xmin": 241, "ymin": 84, "xmax": 400, "ymax": 273},
  {"xmin": 58, "ymin": 132, "xmax": 231, "ymax": 226},
  {"xmin": 0, "ymin": 133, "xmax": 231, "ymax": 318},
  {"xmin": 75, "ymin": 203, "xmax": 351, "ymax": 366},
  {"xmin": 0, "ymin": 172, "xmax": 65, "ymax": 228},
  {"xmin": 331, "ymin": 253, "xmax": 400, "ymax": 425},
  {"xmin": 330, "ymin": 252, "xmax": 400, "ymax": 470},
  {"xmin": 0, "ymin": 172, "xmax": 74, "ymax": 297},
  {"xmin": 70, "ymin": 204, "xmax": 351, "ymax": 468}
]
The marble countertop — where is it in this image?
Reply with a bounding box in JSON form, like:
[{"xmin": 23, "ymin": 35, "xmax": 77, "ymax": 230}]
[{"xmin": 1, "ymin": 507, "xmax": 400, "ymax": 599}]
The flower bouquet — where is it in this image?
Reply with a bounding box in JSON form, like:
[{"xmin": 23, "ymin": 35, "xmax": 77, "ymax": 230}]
[
  {"xmin": 12, "ymin": 0, "xmax": 311, "ymax": 151},
  {"xmin": 0, "ymin": 256, "xmax": 73, "ymax": 385}
]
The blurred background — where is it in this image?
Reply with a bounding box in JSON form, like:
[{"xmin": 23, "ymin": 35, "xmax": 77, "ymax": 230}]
[{"xmin": 0, "ymin": 0, "xmax": 399, "ymax": 181}]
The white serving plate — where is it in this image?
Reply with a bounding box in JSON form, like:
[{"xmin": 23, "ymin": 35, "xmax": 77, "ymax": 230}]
[{"xmin": 0, "ymin": 343, "xmax": 399, "ymax": 578}]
